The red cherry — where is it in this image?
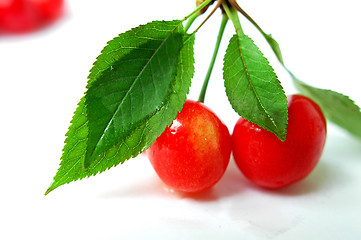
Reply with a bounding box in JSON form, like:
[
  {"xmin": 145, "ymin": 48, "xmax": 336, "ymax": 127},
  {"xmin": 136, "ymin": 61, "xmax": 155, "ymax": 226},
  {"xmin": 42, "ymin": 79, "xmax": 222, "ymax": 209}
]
[
  {"xmin": 232, "ymin": 94, "xmax": 327, "ymax": 189},
  {"xmin": 29, "ymin": 0, "xmax": 64, "ymax": 22},
  {"xmin": 0, "ymin": 0, "xmax": 64, "ymax": 33},
  {"xmin": 148, "ymin": 100, "xmax": 232, "ymax": 193},
  {"xmin": 0, "ymin": 0, "xmax": 38, "ymax": 33}
]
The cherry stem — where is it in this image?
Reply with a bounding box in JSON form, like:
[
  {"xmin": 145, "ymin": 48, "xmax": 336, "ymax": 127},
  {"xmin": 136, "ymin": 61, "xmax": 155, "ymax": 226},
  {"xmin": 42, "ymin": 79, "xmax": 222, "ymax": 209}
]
[
  {"xmin": 183, "ymin": 0, "xmax": 214, "ymax": 30},
  {"xmin": 198, "ymin": 13, "xmax": 228, "ymax": 103},
  {"xmin": 192, "ymin": 0, "xmax": 223, "ymax": 34},
  {"xmin": 229, "ymin": 1, "xmax": 264, "ymax": 36},
  {"xmin": 222, "ymin": 2, "xmax": 244, "ymax": 36},
  {"xmin": 184, "ymin": 11, "xmax": 201, "ymax": 32},
  {"xmin": 230, "ymin": 2, "xmax": 285, "ymax": 65}
]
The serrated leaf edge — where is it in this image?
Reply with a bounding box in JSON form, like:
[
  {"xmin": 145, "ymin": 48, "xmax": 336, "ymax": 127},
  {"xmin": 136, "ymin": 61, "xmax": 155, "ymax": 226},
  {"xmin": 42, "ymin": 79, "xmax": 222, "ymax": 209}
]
[
  {"xmin": 45, "ymin": 30, "xmax": 195, "ymax": 195},
  {"xmin": 223, "ymin": 34, "xmax": 288, "ymax": 141},
  {"xmin": 83, "ymin": 20, "xmax": 187, "ymax": 167}
]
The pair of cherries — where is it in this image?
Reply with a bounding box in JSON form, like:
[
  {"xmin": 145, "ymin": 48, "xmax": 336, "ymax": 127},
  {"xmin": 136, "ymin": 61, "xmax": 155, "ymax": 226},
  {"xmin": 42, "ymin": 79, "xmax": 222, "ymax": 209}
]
[
  {"xmin": 3, "ymin": 2, "xmax": 326, "ymax": 192},
  {"xmin": 148, "ymin": 95, "xmax": 327, "ymax": 192},
  {"xmin": 0, "ymin": 0, "xmax": 64, "ymax": 34}
]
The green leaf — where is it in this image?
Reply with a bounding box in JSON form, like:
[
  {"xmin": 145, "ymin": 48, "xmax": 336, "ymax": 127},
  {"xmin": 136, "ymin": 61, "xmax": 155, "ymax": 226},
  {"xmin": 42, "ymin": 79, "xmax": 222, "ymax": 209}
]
[
  {"xmin": 223, "ymin": 34, "xmax": 288, "ymax": 141},
  {"xmin": 293, "ymin": 77, "xmax": 361, "ymax": 139},
  {"xmin": 264, "ymin": 34, "xmax": 284, "ymax": 65},
  {"xmin": 45, "ymin": 23, "xmax": 195, "ymax": 195},
  {"xmin": 85, "ymin": 20, "xmax": 186, "ymax": 167}
]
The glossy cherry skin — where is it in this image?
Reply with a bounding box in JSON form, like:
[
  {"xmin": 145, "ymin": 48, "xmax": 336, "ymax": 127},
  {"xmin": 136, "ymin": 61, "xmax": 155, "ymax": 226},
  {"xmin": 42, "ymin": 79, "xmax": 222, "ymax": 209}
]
[
  {"xmin": 232, "ymin": 94, "xmax": 327, "ymax": 189},
  {"xmin": 0, "ymin": 0, "xmax": 64, "ymax": 33},
  {"xmin": 148, "ymin": 100, "xmax": 232, "ymax": 193}
]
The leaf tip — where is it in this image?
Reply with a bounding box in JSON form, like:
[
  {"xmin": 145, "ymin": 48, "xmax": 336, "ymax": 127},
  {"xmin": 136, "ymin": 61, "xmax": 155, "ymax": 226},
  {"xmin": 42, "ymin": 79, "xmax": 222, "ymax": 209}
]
[
  {"xmin": 44, "ymin": 180, "xmax": 56, "ymax": 196},
  {"xmin": 278, "ymin": 132, "xmax": 287, "ymax": 142}
]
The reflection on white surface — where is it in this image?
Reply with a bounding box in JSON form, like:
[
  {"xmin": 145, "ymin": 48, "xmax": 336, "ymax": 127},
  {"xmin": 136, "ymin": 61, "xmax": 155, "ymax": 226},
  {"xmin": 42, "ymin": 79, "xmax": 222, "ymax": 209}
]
[{"xmin": 2, "ymin": 125, "xmax": 360, "ymax": 240}]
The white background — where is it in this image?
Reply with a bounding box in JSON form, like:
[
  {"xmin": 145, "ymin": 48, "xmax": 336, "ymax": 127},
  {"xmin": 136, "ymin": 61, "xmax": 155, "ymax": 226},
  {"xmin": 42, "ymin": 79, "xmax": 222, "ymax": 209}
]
[{"xmin": 1, "ymin": 0, "xmax": 361, "ymax": 239}]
